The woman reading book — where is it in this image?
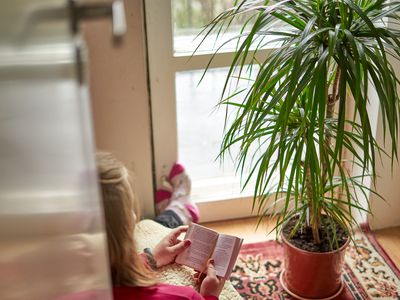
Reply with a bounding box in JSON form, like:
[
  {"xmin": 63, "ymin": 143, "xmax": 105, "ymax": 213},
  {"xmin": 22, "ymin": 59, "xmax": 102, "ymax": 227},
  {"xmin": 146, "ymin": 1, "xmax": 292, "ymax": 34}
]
[{"xmin": 96, "ymin": 152, "xmax": 225, "ymax": 300}]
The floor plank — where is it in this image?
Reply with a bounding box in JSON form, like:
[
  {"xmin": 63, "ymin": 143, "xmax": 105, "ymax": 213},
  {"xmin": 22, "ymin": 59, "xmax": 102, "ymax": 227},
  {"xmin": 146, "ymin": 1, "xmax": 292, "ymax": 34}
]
[
  {"xmin": 202, "ymin": 217, "xmax": 400, "ymax": 268},
  {"xmin": 202, "ymin": 217, "xmax": 277, "ymax": 244},
  {"xmin": 374, "ymin": 226, "xmax": 400, "ymax": 268}
]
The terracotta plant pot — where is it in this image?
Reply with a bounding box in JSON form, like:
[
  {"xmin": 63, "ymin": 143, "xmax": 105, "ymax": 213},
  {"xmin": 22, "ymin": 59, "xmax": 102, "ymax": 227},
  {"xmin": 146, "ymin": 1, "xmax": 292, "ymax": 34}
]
[{"xmin": 281, "ymin": 232, "xmax": 350, "ymax": 299}]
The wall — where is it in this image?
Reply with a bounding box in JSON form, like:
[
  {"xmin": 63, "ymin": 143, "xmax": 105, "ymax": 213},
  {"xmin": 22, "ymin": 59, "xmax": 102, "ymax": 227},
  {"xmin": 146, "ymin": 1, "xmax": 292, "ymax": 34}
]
[
  {"xmin": 82, "ymin": 0, "xmax": 154, "ymax": 217},
  {"xmin": 368, "ymin": 56, "xmax": 400, "ymax": 230},
  {"xmin": 368, "ymin": 118, "xmax": 400, "ymax": 229}
]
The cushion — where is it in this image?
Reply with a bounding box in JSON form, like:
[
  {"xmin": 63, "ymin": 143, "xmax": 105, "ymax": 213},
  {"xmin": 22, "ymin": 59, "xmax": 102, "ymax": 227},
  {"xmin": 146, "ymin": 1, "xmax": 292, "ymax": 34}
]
[{"xmin": 135, "ymin": 219, "xmax": 242, "ymax": 300}]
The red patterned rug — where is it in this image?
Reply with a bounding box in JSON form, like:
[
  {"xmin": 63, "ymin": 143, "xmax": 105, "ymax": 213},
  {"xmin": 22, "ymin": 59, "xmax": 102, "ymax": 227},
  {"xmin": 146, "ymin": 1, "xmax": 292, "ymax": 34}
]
[{"xmin": 230, "ymin": 225, "xmax": 400, "ymax": 299}]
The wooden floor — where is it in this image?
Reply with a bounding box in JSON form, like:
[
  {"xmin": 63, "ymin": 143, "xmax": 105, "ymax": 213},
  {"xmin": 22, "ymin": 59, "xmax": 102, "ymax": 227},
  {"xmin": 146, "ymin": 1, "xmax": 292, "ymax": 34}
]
[
  {"xmin": 202, "ymin": 217, "xmax": 400, "ymax": 268},
  {"xmin": 374, "ymin": 226, "xmax": 400, "ymax": 268}
]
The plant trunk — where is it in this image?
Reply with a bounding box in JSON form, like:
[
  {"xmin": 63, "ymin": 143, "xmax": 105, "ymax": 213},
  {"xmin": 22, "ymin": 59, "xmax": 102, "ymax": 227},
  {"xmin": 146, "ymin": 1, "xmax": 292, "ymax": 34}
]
[
  {"xmin": 319, "ymin": 67, "xmax": 342, "ymax": 244},
  {"xmin": 323, "ymin": 67, "xmax": 341, "ymax": 185},
  {"xmin": 307, "ymin": 67, "xmax": 342, "ymax": 245},
  {"xmin": 305, "ymin": 165, "xmax": 321, "ymax": 244},
  {"xmin": 323, "ymin": 67, "xmax": 342, "ymax": 208}
]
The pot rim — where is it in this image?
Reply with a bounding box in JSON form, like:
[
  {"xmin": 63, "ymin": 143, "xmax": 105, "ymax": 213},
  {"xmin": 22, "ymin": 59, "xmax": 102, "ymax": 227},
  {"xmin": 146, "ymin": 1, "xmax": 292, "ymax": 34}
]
[{"xmin": 281, "ymin": 228, "xmax": 350, "ymax": 255}]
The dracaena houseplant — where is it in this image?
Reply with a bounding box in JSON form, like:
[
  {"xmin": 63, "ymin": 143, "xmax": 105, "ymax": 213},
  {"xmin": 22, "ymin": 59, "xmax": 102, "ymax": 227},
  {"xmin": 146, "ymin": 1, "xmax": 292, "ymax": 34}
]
[{"xmin": 200, "ymin": 0, "xmax": 400, "ymax": 249}]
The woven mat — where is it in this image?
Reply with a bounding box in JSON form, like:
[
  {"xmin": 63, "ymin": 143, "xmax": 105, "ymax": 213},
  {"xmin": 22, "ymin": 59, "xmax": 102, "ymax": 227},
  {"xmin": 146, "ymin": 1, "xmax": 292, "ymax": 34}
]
[{"xmin": 230, "ymin": 225, "xmax": 400, "ymax": 299}]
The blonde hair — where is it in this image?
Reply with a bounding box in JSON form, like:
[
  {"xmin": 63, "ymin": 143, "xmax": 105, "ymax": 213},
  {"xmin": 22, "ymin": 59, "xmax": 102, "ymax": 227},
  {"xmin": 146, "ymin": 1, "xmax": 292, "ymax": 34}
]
[{"xmin": 96, "ymin": 151, "xmax": 156, "ymax": 287}]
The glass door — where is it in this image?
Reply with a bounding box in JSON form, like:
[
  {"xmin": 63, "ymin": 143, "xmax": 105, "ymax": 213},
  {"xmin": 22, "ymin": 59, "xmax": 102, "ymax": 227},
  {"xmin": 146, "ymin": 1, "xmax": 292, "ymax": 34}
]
[{"xmin": 145, "ymin": 0, "xmax": 272, "ymax": 222}]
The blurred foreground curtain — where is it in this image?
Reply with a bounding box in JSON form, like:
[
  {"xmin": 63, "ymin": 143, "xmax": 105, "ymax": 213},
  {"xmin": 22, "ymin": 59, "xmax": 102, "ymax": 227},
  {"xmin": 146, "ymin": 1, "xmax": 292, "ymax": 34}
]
[{"xmin": 0, "ymin": 1, "xmax": 125, "ymax": 299}]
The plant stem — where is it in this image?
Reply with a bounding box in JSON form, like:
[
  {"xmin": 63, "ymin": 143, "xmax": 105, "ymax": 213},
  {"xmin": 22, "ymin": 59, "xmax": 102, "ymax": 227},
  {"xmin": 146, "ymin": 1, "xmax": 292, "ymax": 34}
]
[
  {"xmin": 308, "ymin": 67, "xmax": 341, "ymax": 245},
  {"xmin": 323, "ymin": 67, "xmax": 341, "ymax": 187},
  {"xmin": 312, "ymin": 67, "xmax": 342, "ymax": 245},
  {"xmin": 324, "ymin": 67, "xmax": 342, "ymax": 183},
  {"xmin": 305, "ymin": 164, "xmax": 321, "ymax": 244}
]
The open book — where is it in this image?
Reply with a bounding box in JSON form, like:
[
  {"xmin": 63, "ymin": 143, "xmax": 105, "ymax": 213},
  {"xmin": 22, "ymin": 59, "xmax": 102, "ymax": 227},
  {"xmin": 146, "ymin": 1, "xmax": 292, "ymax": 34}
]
[{"xmin": 175, "ymin": 223, "xmax": 243, "ymax": 279}]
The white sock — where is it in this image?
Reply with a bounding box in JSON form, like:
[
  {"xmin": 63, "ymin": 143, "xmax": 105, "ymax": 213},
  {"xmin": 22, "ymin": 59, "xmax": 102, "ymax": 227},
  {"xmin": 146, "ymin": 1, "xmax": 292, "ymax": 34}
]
[
  {"xmin": 170, "ymin": 172, "xmax": 191, "ymax": 199},
  {"xmin": 165, "ymin": 200, "xmax": 192, "ymax": 225}
]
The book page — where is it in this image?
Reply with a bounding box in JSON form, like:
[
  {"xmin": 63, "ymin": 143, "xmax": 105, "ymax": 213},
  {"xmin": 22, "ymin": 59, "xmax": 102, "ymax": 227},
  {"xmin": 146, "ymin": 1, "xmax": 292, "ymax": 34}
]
[
  {"xmin": 211, "ymin": 234, "xmax": 239, "ymax": 278},
  {"xmin": 175, "ymin": 224, "xmax": 218, "ymax": 272},
  {"xmin": 224, "ymin": 237, "xmax": 243, "ymax": 279}
]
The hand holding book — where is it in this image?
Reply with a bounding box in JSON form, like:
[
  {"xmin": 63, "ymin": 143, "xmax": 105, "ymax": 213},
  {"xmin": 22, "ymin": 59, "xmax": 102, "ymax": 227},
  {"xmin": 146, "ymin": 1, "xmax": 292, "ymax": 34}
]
[
  {"xmin": 198, "ymin": 258, "xmax": 226, "ymax": 298},
  {"xmin": 175, "ymin": 223, "xmax": 244, "ymax": 279}
]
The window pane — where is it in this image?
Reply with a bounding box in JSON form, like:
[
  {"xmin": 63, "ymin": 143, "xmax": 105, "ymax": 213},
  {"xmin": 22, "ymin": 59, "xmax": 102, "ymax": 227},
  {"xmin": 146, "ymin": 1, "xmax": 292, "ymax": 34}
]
[
  {"xmin": 175, "ymin": 67, "xmax": 259, "ymax": 201},
  {"xmin": 172, "ymin": 0, "xmax": 252, "ymax": 56}
]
